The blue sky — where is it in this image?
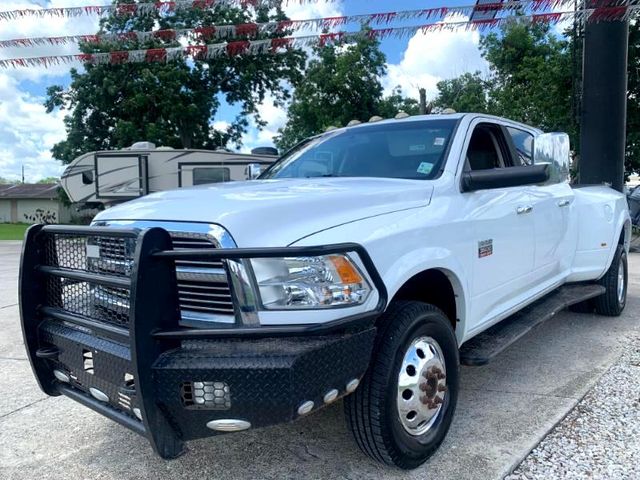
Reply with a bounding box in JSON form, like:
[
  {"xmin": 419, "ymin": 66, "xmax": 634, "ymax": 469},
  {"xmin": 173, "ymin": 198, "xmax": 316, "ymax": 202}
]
[{"xmin": 0, "ymin": 0, "xmax": 490, "ymax": 182}]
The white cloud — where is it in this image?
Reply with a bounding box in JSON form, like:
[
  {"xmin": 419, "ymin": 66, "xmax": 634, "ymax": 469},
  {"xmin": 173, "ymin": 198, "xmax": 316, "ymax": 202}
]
[
  {"xmin": 0, "ymin": 1, "xmax": 97, "ymax": 181},
  {"xmin": 0, "ymin": 1, "xmax": 106, "ymax": 81},
  {"xmin": 383, "ymin": 14, "xmax": 489, "ymax": 100},
  {"xmin": 284, "ymin": 0, "xmax": 342, "ymax": 25},
  {"xmin": 0, "ymin": 72, "xmax": 66, "ymax": 181},
  {"xmin": 239, "ymin": 93, "xmax": 289, "ymax": 153}
]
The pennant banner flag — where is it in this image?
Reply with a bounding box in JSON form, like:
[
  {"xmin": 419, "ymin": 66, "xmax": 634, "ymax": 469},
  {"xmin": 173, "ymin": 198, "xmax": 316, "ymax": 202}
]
[
  {"xmin": 0, "ymin": 0, "xmax": 306, "ymax": 21},
  {"xmin": 0, "ymin": 0, "xmax": 582, "ymax": 49},
  {"xmin": 0, "ymin": 8, "xmax": 636, "ymax": 69},
  {"xmin": 0, "ymin": 0, "xmax": 634, "ymax": 22}
]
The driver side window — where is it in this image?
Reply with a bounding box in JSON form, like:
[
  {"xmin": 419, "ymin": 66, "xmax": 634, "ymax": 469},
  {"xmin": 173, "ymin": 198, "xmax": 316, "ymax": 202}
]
[{"xmin": 465, "ymin": 124, "xmax": 513, "ymax": 172}]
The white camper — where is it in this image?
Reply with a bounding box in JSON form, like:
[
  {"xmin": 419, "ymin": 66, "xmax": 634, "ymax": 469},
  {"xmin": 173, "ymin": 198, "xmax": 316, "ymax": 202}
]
[{"xmin": 61, "ymin": 142, "xmax": 277, "ymax": 208}]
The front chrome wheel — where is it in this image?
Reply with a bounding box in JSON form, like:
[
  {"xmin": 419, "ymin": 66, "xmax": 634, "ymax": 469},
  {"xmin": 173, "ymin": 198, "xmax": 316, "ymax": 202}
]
[{"xmin": 397, "ymin": 336, "xmax": 447, "ymax": 436}]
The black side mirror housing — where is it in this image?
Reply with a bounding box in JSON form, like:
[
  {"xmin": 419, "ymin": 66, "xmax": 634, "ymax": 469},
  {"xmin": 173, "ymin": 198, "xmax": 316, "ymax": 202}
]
[{"xmin": 462, "ymin": 164, "xmax": 550, "ymax": 192}]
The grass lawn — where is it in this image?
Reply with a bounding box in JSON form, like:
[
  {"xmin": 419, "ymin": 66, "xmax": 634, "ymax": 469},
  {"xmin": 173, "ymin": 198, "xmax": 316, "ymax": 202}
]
[{"xmin": 0, "ymin": 223, "xmax": 30, "ymax": 241}]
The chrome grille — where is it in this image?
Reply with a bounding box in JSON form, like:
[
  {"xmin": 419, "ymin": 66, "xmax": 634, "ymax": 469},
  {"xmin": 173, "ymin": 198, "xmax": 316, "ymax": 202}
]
[
  {"xmin": 94, "ymin": 232, "xmax": 235, "ymax": 321},
  {"xmin": 178, "ymin": 280, "xmax": 235, "ymax": 315},
  {"xmin": 171, "ymin": 236, "xmax": 225, "ymax": 270},
  {"xmin": 169, "ymin": 233, "xmax": 235, "ymax": 318}
]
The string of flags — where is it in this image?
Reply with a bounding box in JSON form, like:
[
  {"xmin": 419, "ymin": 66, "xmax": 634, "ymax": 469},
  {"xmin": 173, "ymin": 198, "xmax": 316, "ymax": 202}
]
[
  {"xmin": 0, "ymin": 7, "xmax": 637, "ymax": 69},
  {"xmin": 0, "ymin": 0, "xmax": 592, "ymax": 49},
  {"xmin": 0, "ymin": 0, "xmax": 278, "ymax": 22},
  {"xmin": 0, "ymin": 0, "xmax": 633, "ymax": 21}
]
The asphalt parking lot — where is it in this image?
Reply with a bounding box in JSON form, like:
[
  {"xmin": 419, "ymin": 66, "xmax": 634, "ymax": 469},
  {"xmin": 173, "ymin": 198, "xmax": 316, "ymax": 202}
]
[{"xmin": 1, "ymin": 239, "xmax": 639, "ymax": 480}]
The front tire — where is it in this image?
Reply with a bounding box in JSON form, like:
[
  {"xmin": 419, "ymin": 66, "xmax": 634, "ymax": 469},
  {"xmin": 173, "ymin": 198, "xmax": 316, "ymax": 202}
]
[
  {"xmin": 594, "ymin": 244, "xmax": 628, "ymax": 316},
  {"xmin": 344, "ymin": 301, "xmax": 459, "ymax": 469}
]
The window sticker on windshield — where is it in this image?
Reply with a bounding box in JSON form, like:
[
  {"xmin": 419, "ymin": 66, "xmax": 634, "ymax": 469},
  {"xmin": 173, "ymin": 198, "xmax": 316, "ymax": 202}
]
[
  {"xmin": 434, "ymin": 137, "xmax": 445, "ymax": 146},
  {"xmin": 417, "ymin": 162, "xmax": 433, "ymax": 175},
  {"xmin": 409, "ymin": 144, "xmax": 426, "ymax": 152}
]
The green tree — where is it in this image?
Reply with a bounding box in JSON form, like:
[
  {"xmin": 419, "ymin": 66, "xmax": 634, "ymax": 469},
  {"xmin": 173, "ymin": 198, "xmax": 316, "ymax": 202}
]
[
  {"xmin": 433, "ymin": 72, "xmax": 489, "ymax": 113},
  {"xmin": 433, "ymin": 21, "xmax": 577, "ymax": 152},
  {"xmin": 481, "ymin": 20, "xmax": 575, "ymax": 140},
  {"xmin": 377, "ymin": 86, "xmax": 421, "ymax": 118},
  {"xmin": 0, "ymin": 177, "xmax": 11, "ymax": 184},
  {"xmin": 275, "ymin": 34, "xmax": 418, "ymax": 150},
  {"xmin": 275, "ymin": 34, "xmax": 386, "ymax": 150},
  {"xmin": 46, "ymin": 0, "xmax": 305, "ymax": 164}
]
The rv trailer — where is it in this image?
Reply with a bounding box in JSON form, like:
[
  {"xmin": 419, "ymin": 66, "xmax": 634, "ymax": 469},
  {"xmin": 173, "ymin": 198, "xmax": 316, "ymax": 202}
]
[{"xmin": 61, "ymin": 142, "xmax": 278, "ymax": 209}]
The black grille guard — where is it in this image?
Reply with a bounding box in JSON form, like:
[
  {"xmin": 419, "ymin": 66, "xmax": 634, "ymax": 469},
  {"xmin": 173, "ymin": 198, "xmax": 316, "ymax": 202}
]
[{"xmin": 19, "ymin": 224, "xmax": 387, "ymax": 458}]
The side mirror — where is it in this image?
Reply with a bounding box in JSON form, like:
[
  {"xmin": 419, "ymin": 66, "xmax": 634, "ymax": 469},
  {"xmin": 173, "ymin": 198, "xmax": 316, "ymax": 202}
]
[
  {"xmin": 533, "ymin": 132, "xmax": 570, "ymax": 183},
  {"xmin": 245, "ymin": 163, "xmax": 262, "ymax": 180},
  {"xmin": 462, "ymin": 164, "xmax": 550, "ymax": 192}
]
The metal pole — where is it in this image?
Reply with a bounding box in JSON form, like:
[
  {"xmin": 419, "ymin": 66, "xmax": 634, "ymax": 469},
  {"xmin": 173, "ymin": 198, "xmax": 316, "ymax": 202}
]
[{"xmin": 579, "ymin": 6, "xmax": 629, "ymax": 191}]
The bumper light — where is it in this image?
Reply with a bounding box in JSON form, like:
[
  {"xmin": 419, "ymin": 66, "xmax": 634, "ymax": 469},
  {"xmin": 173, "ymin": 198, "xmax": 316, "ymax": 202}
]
[{"xmin": 251, "ymin": 254, "xmax": 371, "ymax": 309}]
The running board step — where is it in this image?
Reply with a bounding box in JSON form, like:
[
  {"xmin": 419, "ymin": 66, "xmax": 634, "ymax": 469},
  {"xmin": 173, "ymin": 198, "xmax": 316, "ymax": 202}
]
[{"xmin": 459, "ymin": 284, "xmax": 606, "ymax": 366}]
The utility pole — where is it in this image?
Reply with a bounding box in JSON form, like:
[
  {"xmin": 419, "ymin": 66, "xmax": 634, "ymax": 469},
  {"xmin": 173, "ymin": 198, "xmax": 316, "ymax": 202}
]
[
  {"xmin": 21, "ymin": 165, "xmax": 24, "ymax": 184},
  {"xmin": 419, "ymin": 88, "xmax": 427, "ymax": 115},
  {"xmin": 579, "ymin": 3, "xmax": 629, "ymax": 191}
]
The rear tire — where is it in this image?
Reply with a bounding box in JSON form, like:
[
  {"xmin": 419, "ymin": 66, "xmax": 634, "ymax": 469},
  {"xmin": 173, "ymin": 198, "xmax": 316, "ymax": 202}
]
[
  {"xmin": 594, "ymin": 244, "xmax": 627, "ymax": 316},
  {"xmin": 344, "ymin": 301, "xmax": 459, "ymax": 469}
]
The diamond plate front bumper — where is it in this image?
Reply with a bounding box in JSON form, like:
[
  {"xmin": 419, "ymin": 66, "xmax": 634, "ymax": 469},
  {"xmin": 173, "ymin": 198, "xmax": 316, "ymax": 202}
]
[{"xmin": 19, "ymin": 225, "xmax": 385, "ymax": 459}]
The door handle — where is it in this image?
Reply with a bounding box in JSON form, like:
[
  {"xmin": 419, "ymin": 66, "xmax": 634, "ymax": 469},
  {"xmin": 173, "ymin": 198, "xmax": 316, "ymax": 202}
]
[
  {"xmin": 516, "ymin": 205, "xmax": 533, "ymax": 215},
  {"xmin": 557, "ymin": 199, "xmax": 571, "ymax": 207}
]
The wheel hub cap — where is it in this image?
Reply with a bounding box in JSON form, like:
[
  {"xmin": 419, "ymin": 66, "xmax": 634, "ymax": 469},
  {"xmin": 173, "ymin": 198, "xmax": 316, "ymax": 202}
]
[
  {"xmin": 397, "ymin": 336, "xmax": 447, "ymax": 436},
  {"xmin": 617, "ymin": 257, "xmax": 625, "ymax": 304}
]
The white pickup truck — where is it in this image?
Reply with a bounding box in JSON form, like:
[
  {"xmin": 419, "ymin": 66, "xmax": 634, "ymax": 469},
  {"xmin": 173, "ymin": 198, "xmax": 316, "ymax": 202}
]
[{"xmin": 19, "ymin": 113, "xmax": 630, "ymax": 469}]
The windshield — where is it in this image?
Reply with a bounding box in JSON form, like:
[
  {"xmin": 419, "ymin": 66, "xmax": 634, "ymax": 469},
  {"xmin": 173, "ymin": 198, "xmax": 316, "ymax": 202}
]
[{"xmin": 261, "ymin": 119, "xmax": 459, "ymax": 180}]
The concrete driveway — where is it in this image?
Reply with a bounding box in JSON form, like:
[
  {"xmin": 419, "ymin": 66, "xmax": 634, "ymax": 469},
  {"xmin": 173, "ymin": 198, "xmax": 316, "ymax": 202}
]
[{"xmin": 1, "ymin": 239, "xmax": 638, "ymax": 479}]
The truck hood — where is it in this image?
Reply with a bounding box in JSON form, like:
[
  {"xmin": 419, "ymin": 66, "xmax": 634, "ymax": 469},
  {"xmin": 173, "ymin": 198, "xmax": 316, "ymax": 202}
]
[{"xmin": 94, "ymin": 178, "xmax": 432, "ymax": 246}]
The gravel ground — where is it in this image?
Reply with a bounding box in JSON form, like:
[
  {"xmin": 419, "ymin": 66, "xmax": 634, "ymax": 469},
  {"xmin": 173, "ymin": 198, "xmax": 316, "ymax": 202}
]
[{"xmin": 506, "ymin": 333, "xmax": 640, "ymax": 480}]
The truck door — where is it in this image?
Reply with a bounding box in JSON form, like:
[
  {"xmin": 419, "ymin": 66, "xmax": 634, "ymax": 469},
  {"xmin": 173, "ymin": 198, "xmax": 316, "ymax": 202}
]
[
  {"xmin": 505, "ymin": 127, "xmax": 575, "ymax": 281},
  {"xmin": 460, "ymin": 122, "xmax": 536, "ymax": 331}
]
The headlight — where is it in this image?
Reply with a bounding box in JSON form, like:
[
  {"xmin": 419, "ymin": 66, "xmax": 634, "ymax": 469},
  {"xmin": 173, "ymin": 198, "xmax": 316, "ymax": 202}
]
[{"xmin": 251, "ymin": 254, "xmax": 371, "ymax": 309}]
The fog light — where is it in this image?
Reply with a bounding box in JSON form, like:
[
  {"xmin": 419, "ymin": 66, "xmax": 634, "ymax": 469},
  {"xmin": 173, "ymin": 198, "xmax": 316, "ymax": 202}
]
[
  {"xmin": 297, "ymin": 400, "xmax": 314, "ymax": 416},
  {"xmin": 346, "ymin": 379, "xmax": 360, "ymax": 393},
  {"xmin": 133, "ymin": 408, "xmax": 142, "ymax": 421},
  {"xmin": 53, "ymin": 369, "xmax": 70, "ymax": 383},
  {"xmin": 89, "ymin": 387, "xmax": 109, "ymax": 403},
  {"xmin": 323, "ymin": 389, "xmax": 339, "ymax": 404},
  {"xmin": 206, "ymin": 419, "xmax": 251, "ymax": 432}
]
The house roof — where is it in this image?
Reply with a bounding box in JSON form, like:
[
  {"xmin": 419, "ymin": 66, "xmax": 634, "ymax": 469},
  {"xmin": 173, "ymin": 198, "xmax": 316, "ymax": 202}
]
[{"xmin": 0, "ymin": 183, "xmax": 59, "ymax": 199}]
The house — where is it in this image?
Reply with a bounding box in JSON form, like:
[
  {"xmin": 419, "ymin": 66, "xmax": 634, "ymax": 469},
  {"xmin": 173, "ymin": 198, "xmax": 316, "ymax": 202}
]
[{"xmin": 0, "ymin": 184, "xmax": 71, "ymax": 224}]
